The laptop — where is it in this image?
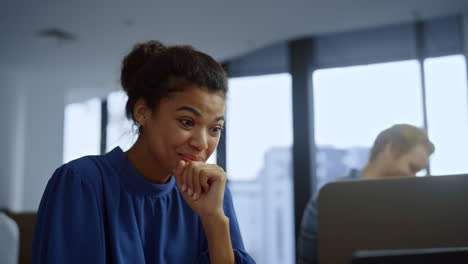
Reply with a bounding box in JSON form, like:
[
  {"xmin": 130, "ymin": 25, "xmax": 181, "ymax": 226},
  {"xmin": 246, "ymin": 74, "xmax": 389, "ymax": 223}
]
[
  {"xmin": 351, "ymin": 247, "xmax": 468, "ymax": 263},
  {"xmin": 317, "ymin": 174, "xmax": 468, "ymax": 264}
]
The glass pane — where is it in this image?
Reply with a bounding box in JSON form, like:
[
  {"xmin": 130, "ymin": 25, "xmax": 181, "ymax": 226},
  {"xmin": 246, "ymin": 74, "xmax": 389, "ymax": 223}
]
[
  {"xmin": 106, "ymin": 91, "xmax": 137, "ymax": 152},
  {"xmin": 63, "ymin": 97, "xmax": 101, "ymax": 163},
  {"xmin": 227, "ymin": 73, "xmax": 293, "ymax": 180},
  {"xmin": 227, "ymin": 73, "xmax": 294, "ymax": 264},
  {"xmin": 313, "ymin": 60, "xmax": 424, "ymax": 189},
  {"xmin": 424, "ymin": 55, "xmax": 468, "ymax": 175}
]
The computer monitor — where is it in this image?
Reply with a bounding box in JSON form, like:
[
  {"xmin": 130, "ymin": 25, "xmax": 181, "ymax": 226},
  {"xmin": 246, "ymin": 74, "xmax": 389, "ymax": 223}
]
[{"xmin": 317, "ymin": 174, "xmax": 468, "ymax": 264}]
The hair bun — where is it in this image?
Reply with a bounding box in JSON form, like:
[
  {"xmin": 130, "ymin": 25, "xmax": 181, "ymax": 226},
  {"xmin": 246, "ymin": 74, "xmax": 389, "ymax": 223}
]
[{"xmin": 121, "ymin": 40, "xmax": 167, "ymax": 93}]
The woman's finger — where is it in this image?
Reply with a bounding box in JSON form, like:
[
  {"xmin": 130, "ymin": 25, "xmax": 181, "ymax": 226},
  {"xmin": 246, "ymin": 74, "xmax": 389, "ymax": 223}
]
[
  {"xmin": 199, "ymin": 169, "xmax": 210, "ymax": 193},
  {"xmin": 174, "ymin": 160, "xmax": 186, "ymax": 191},
  {"xmin": 191, "ymin": 163, "xmax": 203, "ymax": 200},
  {"xmin": 180, "ymin": 162, "xmax": 191, "ymax": 193}
]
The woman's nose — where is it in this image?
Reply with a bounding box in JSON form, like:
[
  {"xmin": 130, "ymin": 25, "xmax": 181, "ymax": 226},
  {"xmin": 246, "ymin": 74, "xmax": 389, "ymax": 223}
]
[{"xmin": 189, "ymin": 130, "xmax": 208, "ymax": 151}]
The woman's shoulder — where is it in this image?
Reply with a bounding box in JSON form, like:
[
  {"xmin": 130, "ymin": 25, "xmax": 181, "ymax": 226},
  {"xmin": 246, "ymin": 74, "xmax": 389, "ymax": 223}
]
[{"xmin": 55, "ymin": 154, "xmax": 110, "ymax": 188}]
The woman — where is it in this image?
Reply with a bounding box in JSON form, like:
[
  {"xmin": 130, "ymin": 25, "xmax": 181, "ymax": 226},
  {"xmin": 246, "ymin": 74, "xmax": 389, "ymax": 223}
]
[{"xmin": 32, "ymin": 40, "xmax": 255, "ymax": 264}]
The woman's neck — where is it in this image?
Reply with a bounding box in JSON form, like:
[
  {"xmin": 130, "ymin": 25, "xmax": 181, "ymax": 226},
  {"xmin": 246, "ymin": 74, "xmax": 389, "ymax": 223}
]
[{"xmin": 125, "ymin": 138, "xmax": 171, "ymax": 184}]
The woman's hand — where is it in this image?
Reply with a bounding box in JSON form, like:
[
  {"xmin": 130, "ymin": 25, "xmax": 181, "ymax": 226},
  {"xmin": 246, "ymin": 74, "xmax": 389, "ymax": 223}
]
[
  {"xmin": 174, "ymin": 160, "xmax": 235, "ymax": 264},
  {"xmin": 173, "ymin": 160, "xmax": 227, "ymax": 218}
]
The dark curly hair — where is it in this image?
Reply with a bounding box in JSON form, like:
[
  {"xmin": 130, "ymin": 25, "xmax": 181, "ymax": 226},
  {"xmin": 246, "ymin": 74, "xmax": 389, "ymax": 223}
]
[{"xmin": 120, "ymin": 40, "xmax": 227, "ymax": 127}]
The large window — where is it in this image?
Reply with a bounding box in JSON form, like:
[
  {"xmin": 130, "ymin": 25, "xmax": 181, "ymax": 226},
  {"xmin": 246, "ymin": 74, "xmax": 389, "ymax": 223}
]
[
  {"xmin": 106, "ymin": 91, "xmax": 137, "ymax": 152},
  {"xmin": 313, "ymin": 60, "xmax": 424, "ymax": 189},
  {"xmin": 227, "ymin": 73, "xmax": 294, "ymax": 264},
  {"xmin": 425, "ymin": 55, "xmax": 468, "ymax": 175},
  {"xmin": 63, "ymin": 97, "xmax": 101, "ymax": 163}
]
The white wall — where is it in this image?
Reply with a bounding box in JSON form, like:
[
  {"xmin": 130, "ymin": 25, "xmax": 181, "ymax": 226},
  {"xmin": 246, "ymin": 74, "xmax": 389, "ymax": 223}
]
[
  {"xmin": 0, "ymin": 70, "xmax": 65, "ymax": 212},
  {"xmin": 0, "ymin": 70, "xmax": 23, "ymax": 210}
]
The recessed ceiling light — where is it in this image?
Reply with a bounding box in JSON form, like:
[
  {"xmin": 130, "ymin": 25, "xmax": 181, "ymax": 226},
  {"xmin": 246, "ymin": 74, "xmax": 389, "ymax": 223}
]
[{"xmin": 36, "ymin": 28, "xmax": 77, "ymax": 43}]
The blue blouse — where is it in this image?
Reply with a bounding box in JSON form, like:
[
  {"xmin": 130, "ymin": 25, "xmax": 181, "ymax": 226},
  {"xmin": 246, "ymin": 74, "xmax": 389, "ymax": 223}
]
[{"xmin": 32, "ymin": 147, "xmax": 255, "ymax": 263}]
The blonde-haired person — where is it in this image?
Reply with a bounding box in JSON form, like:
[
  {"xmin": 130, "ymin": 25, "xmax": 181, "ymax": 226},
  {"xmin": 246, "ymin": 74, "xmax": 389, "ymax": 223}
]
[
  {"xmin": 32, "ymin": 40, "xmax": 255, "ymax": 264},
  {"xmin": 297, "ymin": 124, "xmax": 435, "ymax": 264}
]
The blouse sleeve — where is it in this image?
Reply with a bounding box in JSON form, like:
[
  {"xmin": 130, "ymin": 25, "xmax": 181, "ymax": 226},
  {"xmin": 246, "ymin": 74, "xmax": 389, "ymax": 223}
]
[
  {"xmin": 198, "ymin": 186, "xmax": 256, "ymax": 264},
  {"xmin": 32, "ymin": 164, "xmax": 106, "ymax": 264}
]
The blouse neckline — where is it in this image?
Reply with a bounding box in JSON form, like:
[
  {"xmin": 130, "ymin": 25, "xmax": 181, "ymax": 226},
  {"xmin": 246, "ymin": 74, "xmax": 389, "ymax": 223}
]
[{"xmin": 106, "ymin": 147, "xmax": 176, "ymax": 197}]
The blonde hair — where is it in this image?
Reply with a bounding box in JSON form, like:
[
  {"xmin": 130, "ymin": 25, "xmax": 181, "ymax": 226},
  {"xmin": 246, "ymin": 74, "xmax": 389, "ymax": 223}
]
[{"xmin": 369, "ymin": 124, "xmax": 435, "ymax": 161}]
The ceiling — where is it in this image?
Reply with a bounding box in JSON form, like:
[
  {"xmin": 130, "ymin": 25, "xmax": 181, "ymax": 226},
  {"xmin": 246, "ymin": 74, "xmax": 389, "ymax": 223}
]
[{"xmin": 1, "ymin": 0, "xmax": 467, "ymax": 103}]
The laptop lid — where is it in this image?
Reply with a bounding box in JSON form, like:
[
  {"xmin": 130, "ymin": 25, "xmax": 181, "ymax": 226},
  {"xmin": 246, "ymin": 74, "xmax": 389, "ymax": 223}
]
[{"xmin": 318, "ymin": 174, "xmax": 468, "ymax": 264}]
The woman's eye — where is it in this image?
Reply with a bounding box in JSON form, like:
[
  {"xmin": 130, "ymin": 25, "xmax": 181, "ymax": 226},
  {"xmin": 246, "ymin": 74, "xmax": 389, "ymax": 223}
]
[
  {"xmin": 179, "ymin": 119, "xmax": 194, "ymax": 127},
  {"xmin": 211, "ymin": 127, "xmax": 223, "ymax": 134}
]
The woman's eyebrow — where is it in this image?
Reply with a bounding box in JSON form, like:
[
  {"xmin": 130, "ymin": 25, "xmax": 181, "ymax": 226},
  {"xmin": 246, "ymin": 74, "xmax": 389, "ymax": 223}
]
[
  {"xmin": 176, "ymin": 106, "xmax": 224, "ymax": 122},
  {"xmin": 176, "ymin": 106, "xmax": 201, "ymax": 117}
]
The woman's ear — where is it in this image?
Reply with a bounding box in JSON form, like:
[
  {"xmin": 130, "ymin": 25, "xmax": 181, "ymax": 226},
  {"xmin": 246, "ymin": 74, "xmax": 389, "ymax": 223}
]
[{"xmin": 133, "ymin": 98, "xmax": 150, "ymax": 126}]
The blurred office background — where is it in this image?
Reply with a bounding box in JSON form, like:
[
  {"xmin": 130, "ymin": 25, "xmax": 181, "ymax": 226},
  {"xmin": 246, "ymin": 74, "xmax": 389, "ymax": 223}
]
[{"xmin": 1, "ymin": 1, "xmax": 468, "ymax": 263}]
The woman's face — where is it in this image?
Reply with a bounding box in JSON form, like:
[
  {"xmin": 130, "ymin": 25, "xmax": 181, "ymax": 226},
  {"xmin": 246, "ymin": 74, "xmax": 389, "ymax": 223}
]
[{"xmin": 140, "ymin": 86, "xmax": 225, "ymax": 175}]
